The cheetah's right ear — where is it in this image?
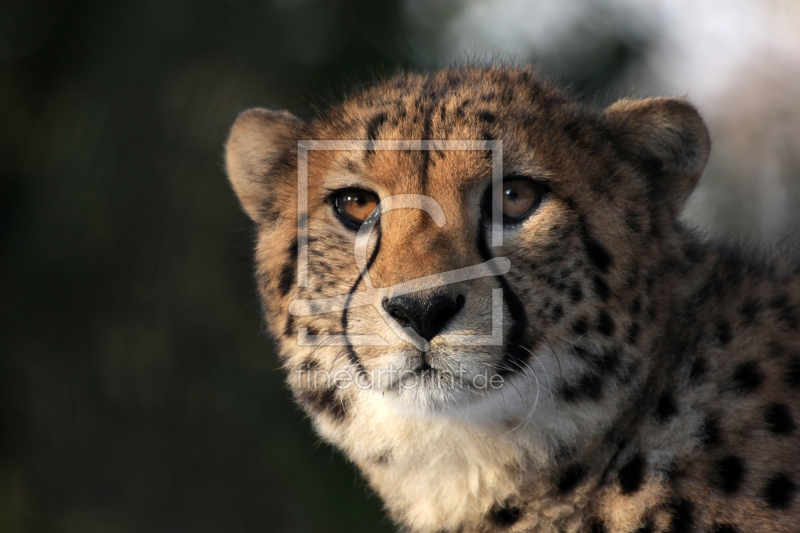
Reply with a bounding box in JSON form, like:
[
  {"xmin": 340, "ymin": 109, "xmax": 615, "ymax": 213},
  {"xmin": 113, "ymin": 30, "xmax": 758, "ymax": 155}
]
[
  {"xmin": 225, "ymin": 108, "xmax": 304, "ymax": 224},
  {"xmin": 604, "ymin": 98, "xmax": 711, "ymax": 220}
]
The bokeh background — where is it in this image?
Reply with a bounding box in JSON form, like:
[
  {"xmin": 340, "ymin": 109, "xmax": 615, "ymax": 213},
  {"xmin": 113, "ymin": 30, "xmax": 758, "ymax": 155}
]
[{"xmin": 2, "ymin": 0, "xmax": 800, "ymax": 531}]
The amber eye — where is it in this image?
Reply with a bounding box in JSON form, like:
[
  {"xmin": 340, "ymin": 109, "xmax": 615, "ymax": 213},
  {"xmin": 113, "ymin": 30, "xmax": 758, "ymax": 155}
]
[
  {"xmin": 333, "ymin": 188, "xmax": 380, "ymax": 226},
  {"xmin": 502, "ymin": 179, "xmax": 541, "ymax": 221}
]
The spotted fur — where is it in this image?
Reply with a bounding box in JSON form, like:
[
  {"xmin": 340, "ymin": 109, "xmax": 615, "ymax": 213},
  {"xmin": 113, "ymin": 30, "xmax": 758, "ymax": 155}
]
[{"xmin": 225, "ymin": 66, "xmax": 800, "ymax": 532}]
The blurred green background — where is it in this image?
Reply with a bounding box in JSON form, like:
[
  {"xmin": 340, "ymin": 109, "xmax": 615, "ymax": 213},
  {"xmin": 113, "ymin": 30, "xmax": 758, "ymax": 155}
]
[{"xmin": 2, "ymin": 0, "xmax": 799, "ymax": 531}]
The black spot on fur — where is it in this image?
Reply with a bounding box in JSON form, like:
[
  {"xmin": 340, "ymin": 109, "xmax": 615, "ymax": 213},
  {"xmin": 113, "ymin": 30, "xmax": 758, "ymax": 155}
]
[
  {"xmin": 627, "ymin": 322, "xmax": 641, "ymax": 345},
  {"xmin": 593, "ymin": 275, "xmax": 611, "ymax": 302},
  {"xmin": 666, "ymin": 499, "xmax": 693, "ymax": 533},
  {"xmin": 716, "ymin": 321, "xmax": 732, "ymax": 345},
  {"xmin": 690, "ymin": 357, "xmax": 707, "ymax": 382},
  {"xmin": 663, "ymin": 461, "xmax": 678, "ymax": 482},
  {"xmin": 373, "ymin": 451, "xmax": 391, "ymax": 465},
  {"xmin": 712, "ymin": 455, "xmax": 745, "ymax": 494},
  {"xmin": 364, "ymin": 112, "xmax": 388, "ymax": 155},
  {"xmin": 682, "ymin": 240, "xmax": 706, "ymax": 263},
  {"xmin": 732, "ymin": 361, "xmax": 763, "ymax": 393},
  {"xmin": 770, "ymin": 295, "xmax": 799, "ymax": 330},
  {"xmin": 297, "ymin": 387, "xmax": 346, "ymax": 421},
  {"xmin": 632, "ymin": 520, "xmax": 654, "ymax": 533},
  {"xmin": 283, "ymin": 315, "xmax": 295, "ymax": 337},
  {"xmin": 740, "ymin": 298, "xmax": 761, "ymax": 325},
  {"xmin": 618, "ymin": 453, "xmax": 646, "ymax": 494},
  {"xmin": 761, "ymin": 473, "xmax": 796, "ymax": 509},
  {"xmin": 572, "ymin": 318, "xmax": 589, "ymax": 336},
  {"xmin": 277, "ymin": 261, "xmax": 296, "ymax": 297},
  {"xmin": 625, "ymin": 211, "xmax": 642, "ymax": 234},
  {"xmin": 711, "ymin": 524, "xmax": 738, "ymax": 533},
  {"xmin": 561, "ymin": 374, "xmax": 603, "ymax": 402},
  {"xmin": 785, "ymin": 357, "xmax": 800, "ymax": 389},
  {"xmin": 477, "ymin": 110, "xmax": 496, "ymax": 123},
  {"xmin": 556, "ymin": 463, "xmax": 585, "ymax": 494},
  {"xmin": 765, "ymin": 403, "xmax": 795, "ymax": 435},
  {"xmin": 596, "ymin": 311, "xmax": 615, "ymax": 337},
  {"xmin": 569, "ymin": 284, "xmax": 583, "ymax": 303},
  {"xmin": 630, "ymin": 298, "xmax": 642, "ymax": 315},
  {"xmin": 589, "ymin": 518, "xmax": 607, "ymax": 533},
  {"xmin": 486, "ymin": 503, "xmax": 521, "ymax": 527},
  {"xmin": 581, "ymin": 228, "xmax": 612, "ymax": 274},
  {"xmin": 699, "ymin": 416, "xmax": 721, "ymax": 447},
  {"xmin": 552, "ymin": 304, "xmax": 564, "ymax": 322},
  {"xmin": 597, "ymin": 349, "xmax": 620, "ymax": 374},
  {"xmin": 656, "ymin": 392, "xmax": 678, "ymax": 421}
]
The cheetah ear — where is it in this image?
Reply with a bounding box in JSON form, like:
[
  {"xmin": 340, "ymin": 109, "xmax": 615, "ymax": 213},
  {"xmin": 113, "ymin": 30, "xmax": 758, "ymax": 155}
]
[
  {"xmin": 604, "ymin": 97, "xmax": 710, "ymax": 219},
  {"xmin": 225, "ymin": 108, "xmax": 303, "ymax": 223}
]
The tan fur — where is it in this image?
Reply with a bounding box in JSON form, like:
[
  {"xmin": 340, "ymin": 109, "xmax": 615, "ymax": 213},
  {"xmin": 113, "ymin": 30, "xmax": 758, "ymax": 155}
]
[{"xmin": 225, "ymin": 66, "xmax": 800, "ymax": 533}]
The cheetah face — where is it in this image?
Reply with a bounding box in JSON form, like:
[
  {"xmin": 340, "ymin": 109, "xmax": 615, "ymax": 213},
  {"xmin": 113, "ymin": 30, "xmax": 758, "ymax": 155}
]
[{"xmin": 225, "ymin": 68, "xmax": 709, "ymax": 417}]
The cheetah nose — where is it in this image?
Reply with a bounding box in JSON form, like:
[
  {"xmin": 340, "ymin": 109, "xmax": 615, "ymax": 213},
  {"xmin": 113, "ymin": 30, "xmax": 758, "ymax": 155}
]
[{"xmin": 383, "ymin": 292, "xmax": 465, "ymax": 342}]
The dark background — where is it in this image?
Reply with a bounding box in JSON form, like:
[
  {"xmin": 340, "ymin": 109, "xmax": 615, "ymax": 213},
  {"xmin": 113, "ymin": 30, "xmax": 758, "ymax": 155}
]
[{"xmin": 2, "ymin": 1, "xmax": 798, "ymax": 532}]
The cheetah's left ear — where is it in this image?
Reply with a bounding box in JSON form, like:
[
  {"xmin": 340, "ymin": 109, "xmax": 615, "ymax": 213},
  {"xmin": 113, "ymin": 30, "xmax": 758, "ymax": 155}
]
[
  {"xmin": 225, "ymin": 108, "xmax": 304, "ymax": 224},
  {"xmin": 604, "ymin": 97, "xmax": 710, "ymax": 219}
]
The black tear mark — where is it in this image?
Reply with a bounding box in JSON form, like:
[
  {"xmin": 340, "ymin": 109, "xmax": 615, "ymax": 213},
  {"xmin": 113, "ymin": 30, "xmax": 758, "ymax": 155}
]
[
  {"xmin": 764, "ymin": 403, "xmax": 796, "ymax": 435},
  {"xmin": 476, "ymin": 223, "xmax": 530, "ymax": 376},
  {"xmin": 732, "ymin": 361, "xmax": 764, "ymax": 393},
  {"xmin": 555, "ymin": 463, "xmax": 585, "ymax": 494},
  {"xmin": 340, "ymin": 227, "xmax": 382, "ymax": 376},
  {"xmin": 761, "ymin": 473, "xmax": 796, "ymax": 509},
  {"xmin": 618, "ymin": 453, "xmax": 646, "ymax": 494},
  {"xmin": 486, "ymin": 502, "xmax": 521, "ymax": 527},
  {"xmin": 655, "ymin": 391, "xmax": 678, "ymax": 422},
  {"xmin": 712, "ymin": 455, "xmax": 745, "ymax": 494}
]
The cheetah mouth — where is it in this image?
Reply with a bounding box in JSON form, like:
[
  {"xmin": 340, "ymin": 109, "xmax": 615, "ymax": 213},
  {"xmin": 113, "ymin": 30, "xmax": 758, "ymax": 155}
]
[{"xmin": 373, "ymin": 354, "xmax": 508, "ymax": 399}]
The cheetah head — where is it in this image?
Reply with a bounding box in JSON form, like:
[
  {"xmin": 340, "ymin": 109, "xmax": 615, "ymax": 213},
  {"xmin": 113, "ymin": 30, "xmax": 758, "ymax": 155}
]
[{"xmin": 225, "ymin": 67, "xmax": 710, "ymax": 421}]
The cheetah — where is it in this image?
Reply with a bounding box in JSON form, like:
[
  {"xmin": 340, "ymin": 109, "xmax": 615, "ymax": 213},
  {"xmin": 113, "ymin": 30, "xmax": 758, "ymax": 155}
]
[{"xmin": 224, "ymin": 66, "xmax": 800, "ymax": 532}]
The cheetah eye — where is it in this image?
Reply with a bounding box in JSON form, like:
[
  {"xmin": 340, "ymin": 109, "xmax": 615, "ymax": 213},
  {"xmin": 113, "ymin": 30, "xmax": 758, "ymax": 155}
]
[
  {"xmin": 333, "ymin": 188, "xmax": 380, "ymax": 227},
  {"xmin": 502, "ymin": 179, "xmax": 541, "ymax": 221}
]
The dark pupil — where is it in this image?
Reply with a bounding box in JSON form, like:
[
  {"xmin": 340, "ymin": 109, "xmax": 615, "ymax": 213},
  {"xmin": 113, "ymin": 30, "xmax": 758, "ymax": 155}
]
[{"xmin": 506, "ymin": 189, "xmax": 518, "ymax": 200}]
